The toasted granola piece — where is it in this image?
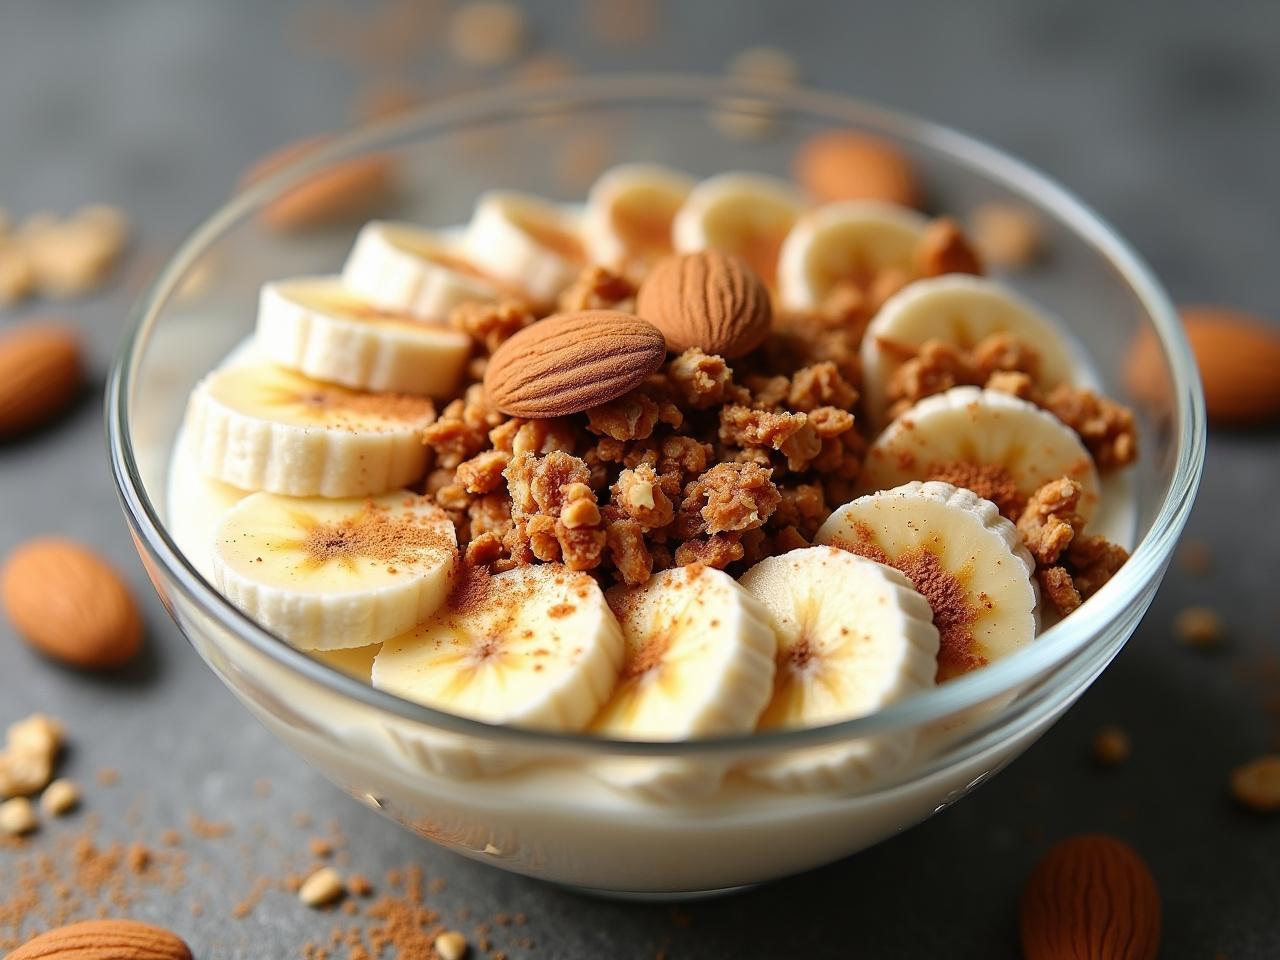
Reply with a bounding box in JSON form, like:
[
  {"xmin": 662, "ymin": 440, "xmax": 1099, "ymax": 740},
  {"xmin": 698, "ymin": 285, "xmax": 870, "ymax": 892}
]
[
  {"xmin": 554, "ymin": 517, "xmax": 606, "ymax": 571},
  {"xmin": 558, "ymin": 264, "xmax": 636, "ymax": 313},
  {"xmin": 682, "ymin": 461, "xmax": 780, "ymax": 536},
  {"xmin": 1066, "ymin": 533, "xmax": 1129, "ymax": 598},
  {"xmin": 970, "ymin": 332, "xmax": 1040, "ymax": 382},
  {"xmin": 586, "ymin": 391, "xmax": 662, "ymax": 441},
  {"xmin": 667, "ymin": 348, "xmax": 737, "ymax": 409},
  {"xmin": 742, "ymin": 374, "xmax": 792, "ymax": 410},
  {"xmin": 984, "ymin": 369, "xmax": 1039, "ymax": 403},
  {"xmin": 1044, "ymin": 385, "xmax": 1138, "ymax": 470},
  {"xmin": 605, "ymin": 515, "xmax": 653, "ymax": 586},
  {"xmin": 806, "ymin": 405, "xmax": 855, "ymax": 439},
  {"xmin": 915, "ymin": 217, "xmax": 983, "ymax": 278},
  {"xmin": 658, "ymin": 435, "xmax": 714, "ymax": 479},
  {"xmin": 673, "ymin": 534, "xmax": 745, "ymax": 570},
  {"xmin": 1017, "ymin": 477, "xmax": 1084, "ymax": 565},
  {"xmin": 559, "ymin": 482, "xmax": 602, "ymax": 528},
  {"xmin": 525, "ymin": 514, "xmax": 561, "ymax": 562},
  {"xmin": 787, "ymin": 361, "xmax": 858, "ymax": 412},
  {"xmin": 505, "ymin": 450, "xmax": 591, "ymax": 517},
  {"xmin": 718, "ymin": 405, "xmax": 808, "ymax": 451},
  {"xmin": 884, "ymin": 339, "xmax": 975, "ymax": 419},
  {"xmin": 450, "ymin": 298, "xmax": 537, "ymax": 353},
  {"xmin": 771, "ymin": 482, "xmax": 828, "ymax": 539},
  {"xmin": 454, "ymin": 450, "xmax": 511, "ymax": 494},
  {"xmin": 1037, "ymin": 566, "xmax": 1082, "ymax": 614},
  {"xmin": 611, "ymin": 464, "xmax": 675, "ymax": 529},
  {"xmin": 773, "ymin": 525, "xmax": 810, "ymax": 553},
  {"xmin": 423, "ymin": 385, "xmax": 504, "ymax": 468},
  {"xmin": 464, "ymin": 532, "xmax": 505, "ymax": 567},
  {"xmin": 467, "ymin": 494, "xmax": 512, "ymax": 541}
]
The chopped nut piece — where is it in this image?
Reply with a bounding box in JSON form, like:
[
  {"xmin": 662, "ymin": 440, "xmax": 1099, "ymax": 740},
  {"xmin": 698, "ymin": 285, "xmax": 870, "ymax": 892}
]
[
  {"xmin": 435, "ymin": 929, "xmax": 470, "ymax": 960},
  {"xmin": 915, "ymin": 217, "xmax": 983, "ymax": 277},
  {"xmin": 667, "ymin": 348, "xmax": 737, "ymax": 409},
  {"xmin": 1174, "ymin": 606, "xmax": 1225, "ymax": 648},
  {"xmin": 7, "ymin": 713, "xmax": 64, "ymax": 759},
  {"xmin": 298, "ymin": 866, "xmax": 345, "ymax": 907},
  {"xmin": 1093, "ymin": 727, "xmax": 1131, "ymax": 767},
  {"xmin": 0, "ymin": 749, "xmax": 52, "ymax": 798},
  {"xmin": 450, "ymin": 299, "xmax": 536, "ymax": 353},
  {"xmin": 0, "ymin": 796, "xmax": 37, "ymax": 836},
  {"xmin": 39, "ymin": 778, "xmax": 80, "ymax": 816},
  {"xmin": 1230, "ymin": 755, "xmax": 1280, "ymax": 813},
  {"xmin": 971, "ymin": 202, "xmax": 1042, "ymax": 268},
  {"xmin": 0, "ymin": 244, "xmax": 35, "ymax": 305},
  {"xmin": 1044, "ymin": 384, "xmax": 1138, "ymax": 469}
]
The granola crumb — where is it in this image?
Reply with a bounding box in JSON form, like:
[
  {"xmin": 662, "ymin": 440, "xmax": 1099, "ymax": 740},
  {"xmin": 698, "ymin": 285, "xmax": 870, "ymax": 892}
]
[
  {"xmin": 1174, "ymin": 606, "xmax": 1225, "ymax": 648},
  {"xmin": 1092, "ymin": 726, "xmax": 1131, "ymax": 767}
]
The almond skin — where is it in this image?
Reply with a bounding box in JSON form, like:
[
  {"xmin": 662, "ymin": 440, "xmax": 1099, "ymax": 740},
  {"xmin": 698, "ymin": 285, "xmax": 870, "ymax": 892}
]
[
  {"xmin": 636, "ymin": 251, "xmax": 771, "ymax": 358},
  {"xmin": 1180, "ymin": 306, "xmax": 1280, "ymax": 425},
  {"xmin": 1, "ymin": 538, "xmax": 142, "ymax": 670},
  {"xmin": 0, "ymin": 323, "xmax": 83, "ymax": 437},
  {"xmin": 483, "ymin": 311, "xmax": 667, "ymax": 418},
  {"xmin": 793, "ymin": 130, "xmax": 920, "ymax": 207},
  {"xmin": 7, "ymin": 918, "xmax": 192, "ymax": 960},
  {"xmin": 240, "ymin": 136, "xmax": 396, "ymax": 232},
  {"xmin": 1020, "ymin": 834, "xmax": 1161, "ymax": 960}
]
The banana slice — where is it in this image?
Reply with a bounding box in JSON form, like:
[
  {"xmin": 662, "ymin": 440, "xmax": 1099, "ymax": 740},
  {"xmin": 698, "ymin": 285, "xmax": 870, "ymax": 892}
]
[
  {"xmin": 581, "ymin": 163, "xmax": 695, "ymax": 272},
  {"xmin": 166, "ymin": 426, "xmax": 250, "ymax": 580},
  {"xmin": 862, "ymin": 386, "xmax": 1101, "ymax": 519},
  {"xmin": 373, "ymin": 565, "xmax": 624, "ymax": 731},
  {"xmin": 341, "ymin": 220, "xmax": 504, "ymax": 321},
  {"xmin": 672, "ymin": 172, "xmax": 806, "ymax": 285},
  {"xmin": 777, "ymin": 200, "xmax": 928, "ymax": 310},
  {"xmin": 256, "ymin": 276, "xmax": 472, "ymax": 396},
  {"xmin": 462, "ymin": 192, "xmax": 586, "ymax": 306},
  {"xmin": 737, "ymin": 546, "xmax": 939, "ymax": 790},
  {"xmin": 184, "ymin": 362, "xmax": 434, "ymax": 497},
  {"xmin": 861, "ymin": 275, "xmax": 1079, "ymax": 431},
  {"xmin": 815, "ymin": 481, "xmax": 1038, "ymax": 682},
  {"xmin": 212, "ymin": 491, "xmax": 457, "ymax": 651}
]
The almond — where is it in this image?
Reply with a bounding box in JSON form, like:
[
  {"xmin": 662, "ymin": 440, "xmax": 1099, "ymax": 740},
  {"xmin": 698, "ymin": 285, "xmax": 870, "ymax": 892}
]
[
  {"xmin": 1178, "ymin": 306, "xmax": 1280, "ymax": 425},
  {"xmin": 240, "ymin": 136, "xmax": 396, "ymax": 232},
  {"xmin": 0, "ymin": 323, "xmax": 83, "ymax": 437},
  {"xmin": 1020, "ymin": 834, "xmax": 1161, "ymax": 960},
  {"xmin": 636, "ymin": 251, "xmax": 771, "ymax": 358},
  {"xmin": 483, "ymin": 311, "xmax": 667, "ymax": 418},
  {"xmin": 1, "ymin": 538, "xmax": 142, "ymax": 670},
  {"xmin": 7, "ymin": 918, "xmax": 192, "ymax": 960},
  {"xmin": 793, "ymin": 130, "xmax": 920, "ymax": 207}
]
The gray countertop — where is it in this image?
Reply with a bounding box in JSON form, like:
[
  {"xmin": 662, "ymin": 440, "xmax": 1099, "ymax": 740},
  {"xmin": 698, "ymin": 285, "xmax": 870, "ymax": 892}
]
[{"xmin": 2, "ymin": 1, "xmax": 1278, "ymax": 956}]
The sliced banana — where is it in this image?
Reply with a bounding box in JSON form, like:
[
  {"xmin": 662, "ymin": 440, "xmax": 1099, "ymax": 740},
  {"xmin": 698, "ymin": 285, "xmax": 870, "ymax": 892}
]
[
  {"xmin": 815, "ymin": 481, "xmax": 1038, "ymax": 682},
  {"xmin": 672, "ymin": 172, "xmax": 806, "ymax": 285},
  {"xmin": 581, "ymin": 163, "xmax": 695, "ymax": 273},
  {"xmin": 737, "ymin": 546, "xmax": 939, "ymax": 790},
  {"xmin": 777, "ymin": 200, "xmax": 928, "ymax": 310},
  {"xmin": 861, "ymin": 275, "xmax": 1079, "ymax": 431},
  {"xmin": 341, "ymin": 220, "xmax": 504, "ymax": 321},
  {"xmin": 212, "ymin": 491, "xmax": 457, "ymax": 651},
  {"xmin": 184, "ymin": 362, "xmax": 434, "ymax": 497},
  {"xmin": 166, "ymin": 426, "xmax": 250, "ymax": 580},
  {"xmin": 373, "ymin": 565, "xmax": 624, "ymax": 731},
  {"xmin": 462, "ymin": 192, "xmax": 586, "ymax": 306},
  {"xmin": 256, "ymin": 276, "xmax": 472, "ymax": 396},
  {"xmin": 862, "ymin": 386, "xmax": 1101, "ymax": 519}
]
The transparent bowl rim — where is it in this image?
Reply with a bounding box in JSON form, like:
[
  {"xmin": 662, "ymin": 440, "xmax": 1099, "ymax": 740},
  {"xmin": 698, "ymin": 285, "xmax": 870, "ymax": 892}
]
[{"xmin": 106, "ymin": 73, "xmax": 1204, "ymax": 758}]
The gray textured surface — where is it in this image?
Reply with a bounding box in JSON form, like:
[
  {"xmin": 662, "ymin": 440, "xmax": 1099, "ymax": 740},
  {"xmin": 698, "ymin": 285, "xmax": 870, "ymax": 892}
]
[{"xmin": 2, "ymin": 1, "xmax": 1278, "ymax": 956}]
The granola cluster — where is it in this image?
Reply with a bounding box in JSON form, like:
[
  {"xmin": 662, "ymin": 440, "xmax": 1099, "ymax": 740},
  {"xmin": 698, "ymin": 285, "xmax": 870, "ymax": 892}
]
[
  {"xmin": 1017, "ymin": 477, "xmax": 1130, "ymax": 614},
  {"xmin": 422, "ymin": 271, "xmax": 868, "ymax": 586}
]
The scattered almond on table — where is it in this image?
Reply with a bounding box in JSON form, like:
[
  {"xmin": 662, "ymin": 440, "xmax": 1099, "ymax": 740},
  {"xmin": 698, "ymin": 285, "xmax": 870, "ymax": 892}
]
[
  {"xmin": 0, "ymin": 322, "xmax": 84, "ymax": 438},
  {"xmin": 0, "ymin": 537, "xmax": 143, "ymax": 670},
  {"xmin": 793, "ymin": 129, "xmax": 921, "ymax": 207},
  {"xmin": 1020, "ymin": 834, "xmax": 1161, "ymax": 960},
  {"xmin": 5, "ymin": 919, "xmax": 192, "ymax": 960}
]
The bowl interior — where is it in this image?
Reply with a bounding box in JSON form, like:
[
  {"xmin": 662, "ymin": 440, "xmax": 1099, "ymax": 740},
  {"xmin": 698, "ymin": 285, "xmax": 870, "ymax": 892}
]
[{"xmin": 110, "ymin": 74, "xmax": 1203, "ymax": 759}]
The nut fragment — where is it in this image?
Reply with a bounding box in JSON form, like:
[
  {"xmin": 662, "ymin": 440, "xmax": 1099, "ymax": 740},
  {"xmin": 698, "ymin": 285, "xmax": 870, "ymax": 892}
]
[
  {"xmin": 298, "ymin": 866, "xmax": 345, "ymax": 907},
  {"xmin": 0, "ymin": 750, "xmax": 52, "ymax": 798},
  {"xmin": 1230, "ymin": 755, "xmax": 1280, "ymax": 813},
  {"xmin": 0, "ymin": 244, "xmax": 35, "ymax": 305},
  {"xmin": 1173, "ymin": 606, "xmax": 1224, "ymax": 648},
  {"xmin": 40, "ymin": 778, "xmax": 80, "ymax": 816},
  {"xmin": 793, "ymin": 130, "xmax": 920, "ymax": 207},
  {"xmin": 447, "ymin": 1, "xmax": 525, "ymax": 66},
  {"xmin": 435, "ymin": 930, "xmax": 470, "ymax": 960},
  {"xmin": 8, "ymin": 713, "xmax": 64, "ymax": 759},
  {"xmin": 971, "ymin": 202, "xmax": 1042, "ymax": 268},
  {"xmin": 0, "ymin": 796, "xmax": 38, "ymax": 836},
  {"xmin": 1093, "ymin": 726, "xmax": 1131, "ymax": 767}
]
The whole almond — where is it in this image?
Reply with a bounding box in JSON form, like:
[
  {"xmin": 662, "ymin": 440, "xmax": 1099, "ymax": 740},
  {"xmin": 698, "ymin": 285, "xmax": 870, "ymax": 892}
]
[
  {"xmin": 636, "ymin": 251, "xmax": 771, "ymax": 358},
  {"xmin": 0, "ymin": 323, "xmax": 83, "ymax": 437},
  {"xmin": 7, "ymin": 918, "xmax": 192, "ymax": 960},
  {"xmin": 793, "ymin": 130, "xmax": 920, "ymax": 207},
  {"xmin": 1180, "ymin": 306, "xmax": 1280, "ymax": 425},
  {"xmin": 240, "ymin": 136, "xmax": 396, "ymax": 232},
  {"xmin": 483, "ymin": 310, "xmax": 667, "ymax": 418},
  {"xmin": 1020, "ymin": 834, "xmax": 1161, "ymax": 960},
  {"xmin": 1, "ymin": 538, "xmax": 142, "ymax": 670}
]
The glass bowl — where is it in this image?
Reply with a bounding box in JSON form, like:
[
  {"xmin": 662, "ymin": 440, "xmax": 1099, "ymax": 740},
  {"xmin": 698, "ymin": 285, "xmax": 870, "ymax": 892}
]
[{"xmin": 107, "ymin": 74, "xmax": 1203, "ymax": 896}]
